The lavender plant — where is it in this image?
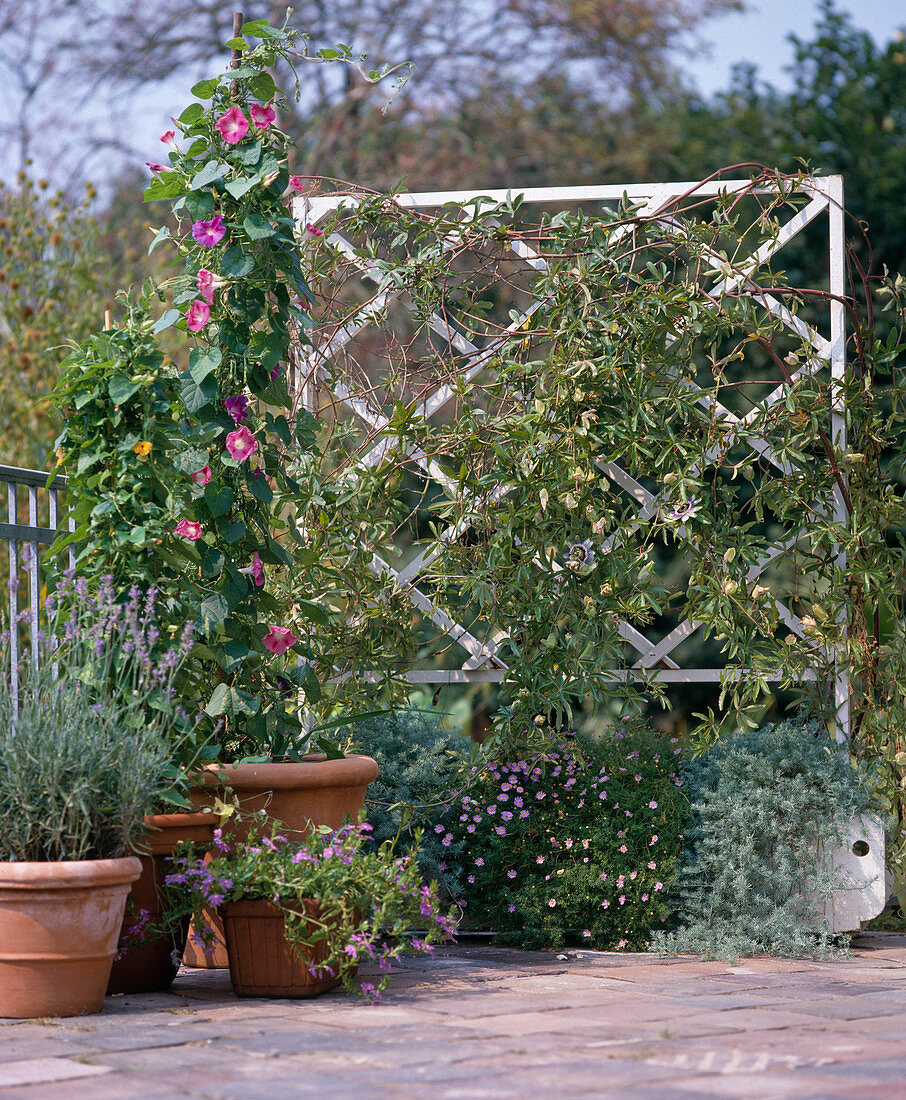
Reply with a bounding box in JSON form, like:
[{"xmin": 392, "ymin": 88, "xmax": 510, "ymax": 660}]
[
  {"xmin": 438, "ymin": 724, "xmax": 688, "ymax": 949},
  {"xmin": 0, "ymin": 574, "xmax": 195, "ymax": 861},
  {"xmin": 167, "ymin": 810, "xmax": 457, "ymax": 996}
]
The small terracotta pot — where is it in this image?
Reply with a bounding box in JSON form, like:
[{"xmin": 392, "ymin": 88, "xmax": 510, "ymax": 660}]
[
  {"xmin": 221, "ymin": 898, "xmax": 347, "ymax": 997},
  {"xmin": 184, "ymin": 755, "xmax": 378, "ymax": 969},
  {"xmin": 0, "ymin": 857, "xmax": 142, "ymax": 1018},
  {"xmin": 107, "ymin": 812, "xmax": 218, "ymax": 995}
]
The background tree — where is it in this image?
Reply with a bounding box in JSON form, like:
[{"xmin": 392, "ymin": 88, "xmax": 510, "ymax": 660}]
[{"xmin": 0, "ymin": 173, "xmax": 105, "ymax": 471}]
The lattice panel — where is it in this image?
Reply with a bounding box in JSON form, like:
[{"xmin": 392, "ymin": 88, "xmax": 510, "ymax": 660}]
[{"xmin": 290, "ymin": 177, "xmax": 848, "ymax": 732}]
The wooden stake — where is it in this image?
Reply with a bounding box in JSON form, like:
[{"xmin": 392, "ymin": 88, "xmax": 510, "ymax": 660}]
[
  {"xmin": 230, "ymin": 11, "xmax": 244, "ymax": 98},
  {"xmin": 103, "ymin": 302, "xmax": 112, "ymax": 330}
]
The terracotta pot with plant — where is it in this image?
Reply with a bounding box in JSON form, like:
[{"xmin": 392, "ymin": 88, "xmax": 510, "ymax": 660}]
[
  {"xmin": 169, "ymin": 810, "xmax": 456, "ymax": 998},
  {"xmin": 0, "ymin": 576, "xmax": 192, "ymax": 1018}
]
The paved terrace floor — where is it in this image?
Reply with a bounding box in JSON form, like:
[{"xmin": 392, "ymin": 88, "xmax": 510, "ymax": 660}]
[{"xmin": 3, "ymin": 934, "xmax": 906, "ymax": 1099}]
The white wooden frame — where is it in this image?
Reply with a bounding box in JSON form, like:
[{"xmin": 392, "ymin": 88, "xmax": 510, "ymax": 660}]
[{"xmin": 292, "ymin": 177, "xmax": 849, "ymax": 719}]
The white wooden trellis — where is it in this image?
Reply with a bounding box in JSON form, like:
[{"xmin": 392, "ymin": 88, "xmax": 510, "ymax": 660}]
[
  {"xmin": 291, "ymin": 177, "xmax": 885, "ymax": 928},
  {"xmin": 291, "ymin": 179, "xmax": 848, "ymax": 699}
]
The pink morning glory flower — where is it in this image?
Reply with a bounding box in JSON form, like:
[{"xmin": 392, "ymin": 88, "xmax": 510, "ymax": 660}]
[
  {"xmin": 192, "ymin": 214, "xmax": 226, "ymax": 247},
  {"xmin": 174, "ymin": 519, "xmax": 202, "ymax": 540},
  {"xmin": 160, "ymin": 129, "xmax": 176, "ymax": 146},
  {"xmin": 262, "ymin": 625, "xmax": 298, "ymax": 655},
  {"xmin": 223, "ymin": 395, "xmax": 249, "ymax": 424},
  {"xmin": 303, "ymin": 222, "xmax": 324, "ymax": 239},
  {"xmin": 146, "ymin": 161, "xmax": 168, "ymax": 174},
  {"xmin": 185, "ymin": 300, "xmax": 210, "ymax": 332},
  {"xmin": 249, "ymin": 102, "xmax": 276, "ymax": 130},
  {"xmin": 190, "ymin": 465, "xmax": 212, "ymax": 486},
  {"xmin": 196, "ymin": 268, "xmax": 219, "ymax": 303},
  {"xmin": 288, "ymin": 175, "xmax": 303, "ymax": 190},
  {"xmin": 225, "ymin": 425, "xmax": 257, "ymax": 462},
  {"xmin": 215, "ymin": 105, "xmax": 249, "ymax": 144},
  {"xmin": 239, "ymin": 552, "xmax": 265, "ymax": 587}
]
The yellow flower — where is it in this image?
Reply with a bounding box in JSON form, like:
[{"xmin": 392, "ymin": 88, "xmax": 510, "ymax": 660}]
[{"xmin": 133, "ymin": 440, "xmax": 152, "ymax": 456}]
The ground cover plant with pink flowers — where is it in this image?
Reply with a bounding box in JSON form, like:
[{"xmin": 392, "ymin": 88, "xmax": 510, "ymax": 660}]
[{"xmin": 437, "ymin": 723, "xmax": 688, "ymax": 949}]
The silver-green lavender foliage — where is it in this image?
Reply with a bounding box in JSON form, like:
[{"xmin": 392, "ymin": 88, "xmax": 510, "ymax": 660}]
[
  {"xmin": 0, "ymin": 575, "xmax": 192, "ymax": 861},
  {"xmin": 652, "ymin": 715, "xmax": 875, "ymax": 961},
  {"xmin": 351, "ymin": 708, "xmax": 467, "ymax": 896}
]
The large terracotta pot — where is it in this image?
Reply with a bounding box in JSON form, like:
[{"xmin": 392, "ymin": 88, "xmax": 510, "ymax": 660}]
[
  {"xmin": 221, "ymin": 898, "xmax": 347, "ymax": 997},
  {"xmin": 190, "ymin": 755, "xmax": 380, "ymax": 841},
  {"xmin": 107, "ymin": 812, "xmax": 218, "ymax": 995},
  {"xmin": 0, "ymin": 857, "xmax": 141, "ymax": 1018},
  {"xmin": 184, "ymin": 755, "xmax": 379, "ymax": 969}
]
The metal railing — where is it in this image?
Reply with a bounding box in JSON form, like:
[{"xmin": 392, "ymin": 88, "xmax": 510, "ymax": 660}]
[{"xmin": 1, "ymin": 464, "xmax": 70, "ymax": 707}]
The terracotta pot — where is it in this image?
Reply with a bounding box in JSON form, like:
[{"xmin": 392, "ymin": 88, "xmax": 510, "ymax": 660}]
[
  {"xmin": 221, "ymin": 898, "xmax": 347, "ymax": 997},
  {"xmin": 184, "ymin": 755, "xmax": 378, "ymax": 969},
  {"xmin": 0, "ymin": 857, "xmax": 141, "ymax": 1018},
  {"xmin": 190, "ymin": 755, "xmax": 380, "ymax": 842},
  {"xmin": 107, "ymin": 812, "xmax": 218, "ymax": 995}
]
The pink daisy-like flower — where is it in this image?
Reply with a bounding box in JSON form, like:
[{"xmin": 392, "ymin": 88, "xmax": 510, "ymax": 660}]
[
  {"xmin": 582, "ymin": 929, "xmax": 591, "ymax": 938},
  {"xmin": 225, "ymin": 425, "xmax": 258, "ymax": 462},
  {"xmin": 507, "ymin": 904, "xmax": 515, "ymax": 913},
  {"xmin": 649, "ymin": 800, "xmax": 658, "ymax": 809},
  {"xmin": 249, "ymin": 102, "xmax": 276, "ymax": 130},
  {"xmin": 215, "ymin": 105, "xmax": 249, "ymax": 144},
  {"xmin": 174, "ymin": 519, "xmax": 202, "ymax": 541},
  {"xmin": 548, "ymin": 898, "xmax": 556, "ymax": 908},
  {"xmin": 192, "ymin": 214, "xmax": 226, "ymax": 247},
  {"xmin": 601, "ymin": 899, "xmax": 610, "ymax": 909},
  {"xmin": 261, "ymin": 625, "xmax": 298, "ymax": 655},
  {"xmin": 190, "ymin": 465, "xmax": 212, "ymax": 486},
  {"xmin": 185, "ymin": 300, "xmax": 210, "ymax": 332}
]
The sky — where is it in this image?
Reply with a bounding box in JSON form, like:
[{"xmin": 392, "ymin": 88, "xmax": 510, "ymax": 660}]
[{"xmin": 683, "ymin": 0, "xmax": 906, "ymax": 96}]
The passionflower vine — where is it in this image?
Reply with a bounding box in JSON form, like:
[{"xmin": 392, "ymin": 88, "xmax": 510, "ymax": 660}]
[
  {"xmin": 262, "ymin": 625, "xmax": 298, "ymax": 654},
  {"xmin": 190, "ymin": 466, "xmax": 212, "ymax": 486},
  {"xmin": 250, "ymin": 102, "xmax": 276, "ymax": 130},
  {"xmin": 174, "ymin": 519, "xmax": 202, "ymax": 541},
  {"xmin": 223, "ymin": 395, "xmax": 249, "ymax": 424},
  {"xmin": 192, "ymin": 214, "xmax": 226, "ymax": 247},
  {"xmin": 185, "ymin": 300, "xmax": 210, "ymax": 332},
  {"xmin": 225, "ymin": 425, "xmax": 258, "ymax": 462},
  {"xmin": 215, "ymin": 105, "xmax": 249, "ymax": 144},
  {"xmin": 665, "ymin": 500, "xmax": 700, "ymax": 524}
]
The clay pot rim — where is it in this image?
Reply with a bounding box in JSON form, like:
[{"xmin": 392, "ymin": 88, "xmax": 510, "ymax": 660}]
[
  {"xmin": 143, "ymin": 812, "xmax": 221, "ymax": 830},
  {"xmin": 194, "ymin": 754, "xmax": 379, "ymax": 792},
  {"xmin": 0, "ymin": 856, "xmax": 143, "ymax": 890}
]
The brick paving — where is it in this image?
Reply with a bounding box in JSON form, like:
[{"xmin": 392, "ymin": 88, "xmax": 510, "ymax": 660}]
[{"xmin": 2, "ymin": 933, "xmax": 906, "ymax": 1098}]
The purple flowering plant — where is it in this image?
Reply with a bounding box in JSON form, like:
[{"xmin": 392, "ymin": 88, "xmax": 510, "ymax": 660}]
[
  {"xmin": 438, "ymin": 722, "xmax": 688, "ymax": 950},
  {"xmin": 0, "ymin": 571, "xmax": 197, "ymax": 862},
  {"xmin": 166, "ymin": 809, "xmax": 457, "ymax": 996}
]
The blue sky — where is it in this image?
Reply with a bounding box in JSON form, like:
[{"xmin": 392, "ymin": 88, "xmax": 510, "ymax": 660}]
[{"xmin": 683, "ymin": 0, "xmax": 905, "ymax": 95}]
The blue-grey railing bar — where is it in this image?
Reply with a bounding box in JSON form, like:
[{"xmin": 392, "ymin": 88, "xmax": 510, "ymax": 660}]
[{"xmin": 2, "ymin": 464, "xmax": 70, "ymax": 711}]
